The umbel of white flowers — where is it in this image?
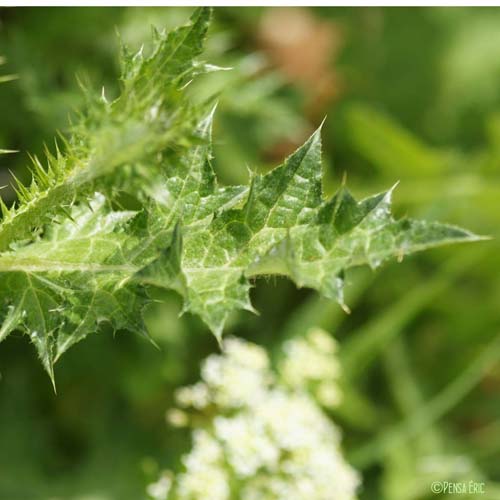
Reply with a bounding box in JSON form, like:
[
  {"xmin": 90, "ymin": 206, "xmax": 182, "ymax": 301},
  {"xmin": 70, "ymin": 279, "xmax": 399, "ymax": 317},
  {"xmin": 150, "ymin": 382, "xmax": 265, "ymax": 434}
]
[{"xmin": 147, "ymin": 330, "xmax": 359, "ymax": 500}]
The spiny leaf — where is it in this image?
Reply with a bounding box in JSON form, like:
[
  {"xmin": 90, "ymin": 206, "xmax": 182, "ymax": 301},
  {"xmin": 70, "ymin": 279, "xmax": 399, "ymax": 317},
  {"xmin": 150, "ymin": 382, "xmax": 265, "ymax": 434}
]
[
  {"xmin": 144, "ymin": 126, "xmax": 479, "ymax": 339},
  {"xmin": 0, "ymin": 116, "xmax": 480, "ymax": 380},
  {"xmin": 0, "ymin": 7, "xmax": 212, "ymax": 252},
  {"xmin": 0, "ymin": 12, "xmax": 482, "ymax": 381},
  {"xmin": 0, "ymin": 193, "xmax": 183, "ymax": 382}
]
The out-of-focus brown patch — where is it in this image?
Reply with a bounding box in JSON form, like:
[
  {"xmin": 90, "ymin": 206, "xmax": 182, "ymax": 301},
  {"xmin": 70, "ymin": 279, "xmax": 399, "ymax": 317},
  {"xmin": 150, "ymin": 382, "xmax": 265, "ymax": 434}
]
[
  {"xmin": 480, "ymin": 368, "xmax": 500, "ymax": 393},
  {"xmin": 459, "ymin": 417, "xmax": 487, "ymax": 433},
  {"xmin": 262, "ymin": 137, "xmax": 311, "ymax": 164},
  {"xmin": 258, "ymin": 7, "xmax": 343, "ymax": 121}
]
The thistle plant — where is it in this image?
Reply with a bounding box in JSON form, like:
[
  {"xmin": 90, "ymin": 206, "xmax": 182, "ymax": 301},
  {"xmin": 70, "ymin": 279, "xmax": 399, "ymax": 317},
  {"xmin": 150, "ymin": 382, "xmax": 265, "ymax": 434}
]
[
  {"xmin": 148, "ymin": 332, "xmax": 359, "ymax": 500},
  {"xmin": 0, "ymin": 8, "xmax": 480, "ymax": 386}
]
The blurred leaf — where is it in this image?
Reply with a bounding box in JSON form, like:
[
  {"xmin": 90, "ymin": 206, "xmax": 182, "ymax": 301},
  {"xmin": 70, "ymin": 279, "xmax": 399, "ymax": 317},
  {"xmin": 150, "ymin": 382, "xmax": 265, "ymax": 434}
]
[
  {"xmin": 351, "ymin": 333, "xmax": 500, "ymax": 468},
  {"xmin": 345, "ymin": 104, "xmax": 450, "ymax": 178}
]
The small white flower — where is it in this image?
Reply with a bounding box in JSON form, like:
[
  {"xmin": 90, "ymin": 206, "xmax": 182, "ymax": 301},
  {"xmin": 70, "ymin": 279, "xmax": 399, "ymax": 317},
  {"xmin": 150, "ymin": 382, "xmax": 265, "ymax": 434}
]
[
  {"xmin": 200, "ymin": 337, "xmax": 271, "ymax": 408},
  {"xmin": 153, "ymin": 334, "xmax": 359, "ymax": 500},
  {"xmin": 175, "ymin": 382, "xmax": 210, "ymax": 409},
  {"xmin": 177, "ymin": 430, "xmax": 229, "ymax": 500},
  {"xmin": 317, "ymin": 381, "xmax": 343, "ymax": 407},
  {"xmin": 214, "ymin": 414, "xmax": 279, "ymax": 477},
  {"xmin": 280, "ymin": 328, "xmax": 342, "ymax": 408},
  {"xmin": 309, "ymin": 327, "xmax": 338, "ymax": 353},
  {"xmin": 166, "ymin": 408, "xmax": 188, "ymax": 427},
  {"xmin": 146, "ymin": 473, "xmax": 172, "ymax": 500}
]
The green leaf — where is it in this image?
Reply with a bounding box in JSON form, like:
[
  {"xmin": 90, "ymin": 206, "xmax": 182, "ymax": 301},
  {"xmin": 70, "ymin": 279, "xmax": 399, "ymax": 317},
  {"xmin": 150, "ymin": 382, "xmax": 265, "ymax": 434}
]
[
  {"xmin": 0, "ymin": 115, "xmax": 480, "ymax": 379},
  {"xmin": 0, "ymin": 195, "xmax": 143, "ymax": 380},
  {"xmin": 142, "ymin": 125, "xmax": 479, "ymax": 340},
  {"xmin": 0, "ymin": 10, "xmax": 482, "ymax": 380},
  {"xmin": 0, "ymin": 7, "xmax": 212, "ymax": 252},
  {"xmin": 345, "ymin": 104, "xmax": 449, "ymax": 177}
]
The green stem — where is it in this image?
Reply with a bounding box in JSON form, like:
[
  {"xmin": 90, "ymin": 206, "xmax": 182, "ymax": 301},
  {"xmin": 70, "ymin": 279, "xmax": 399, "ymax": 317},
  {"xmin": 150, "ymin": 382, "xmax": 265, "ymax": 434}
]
[{"xmin": 350, "ymin": 333, "xmax": 500, "ymax": 468}]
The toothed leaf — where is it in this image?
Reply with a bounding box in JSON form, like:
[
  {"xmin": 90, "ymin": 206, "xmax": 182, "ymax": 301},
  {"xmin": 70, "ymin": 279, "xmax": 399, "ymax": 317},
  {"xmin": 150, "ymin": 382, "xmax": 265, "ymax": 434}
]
[
  {"xmin": 0, "ymin": 11, "xmax": 481, "ymax": 380},
  {"xmin": 0, "ymin": 7, "xmax": 212, "ymax": 252}
]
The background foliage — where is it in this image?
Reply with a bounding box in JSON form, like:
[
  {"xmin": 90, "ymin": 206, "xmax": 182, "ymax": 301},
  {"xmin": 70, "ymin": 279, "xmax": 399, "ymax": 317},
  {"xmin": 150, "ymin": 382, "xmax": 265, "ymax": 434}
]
[{"xmin": 0, "ymin": 7, "xmax": 499, "ymax": 500}]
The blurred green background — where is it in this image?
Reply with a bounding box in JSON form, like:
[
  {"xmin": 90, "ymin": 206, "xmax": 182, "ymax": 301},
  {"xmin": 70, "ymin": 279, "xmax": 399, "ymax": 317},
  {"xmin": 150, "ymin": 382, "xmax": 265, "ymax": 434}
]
[{"xmin": 1, "ymin": 6, "xmax": 500, "ymax": 500}]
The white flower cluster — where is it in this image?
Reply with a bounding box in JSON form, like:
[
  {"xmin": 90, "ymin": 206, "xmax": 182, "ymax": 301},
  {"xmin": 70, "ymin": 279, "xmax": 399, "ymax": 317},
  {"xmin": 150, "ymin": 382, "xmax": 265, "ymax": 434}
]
[
  {"xmin": 147, "ymin": 332, "xmax": 359, "ymax": 500},
  {"xmin": 279, "ymin": 327, "xmax": 342, "ymax": 408}
]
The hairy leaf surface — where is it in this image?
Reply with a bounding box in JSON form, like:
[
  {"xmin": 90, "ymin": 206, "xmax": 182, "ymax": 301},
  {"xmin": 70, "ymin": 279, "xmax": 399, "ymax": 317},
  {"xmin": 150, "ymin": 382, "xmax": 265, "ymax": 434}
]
[
  {"xmin": 0, "ymin": 7, "xmax": 211, "ymax": 252},
  {"xmin": 0, "ymin": 9, "xmax": 481, "ymax": 382}
]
